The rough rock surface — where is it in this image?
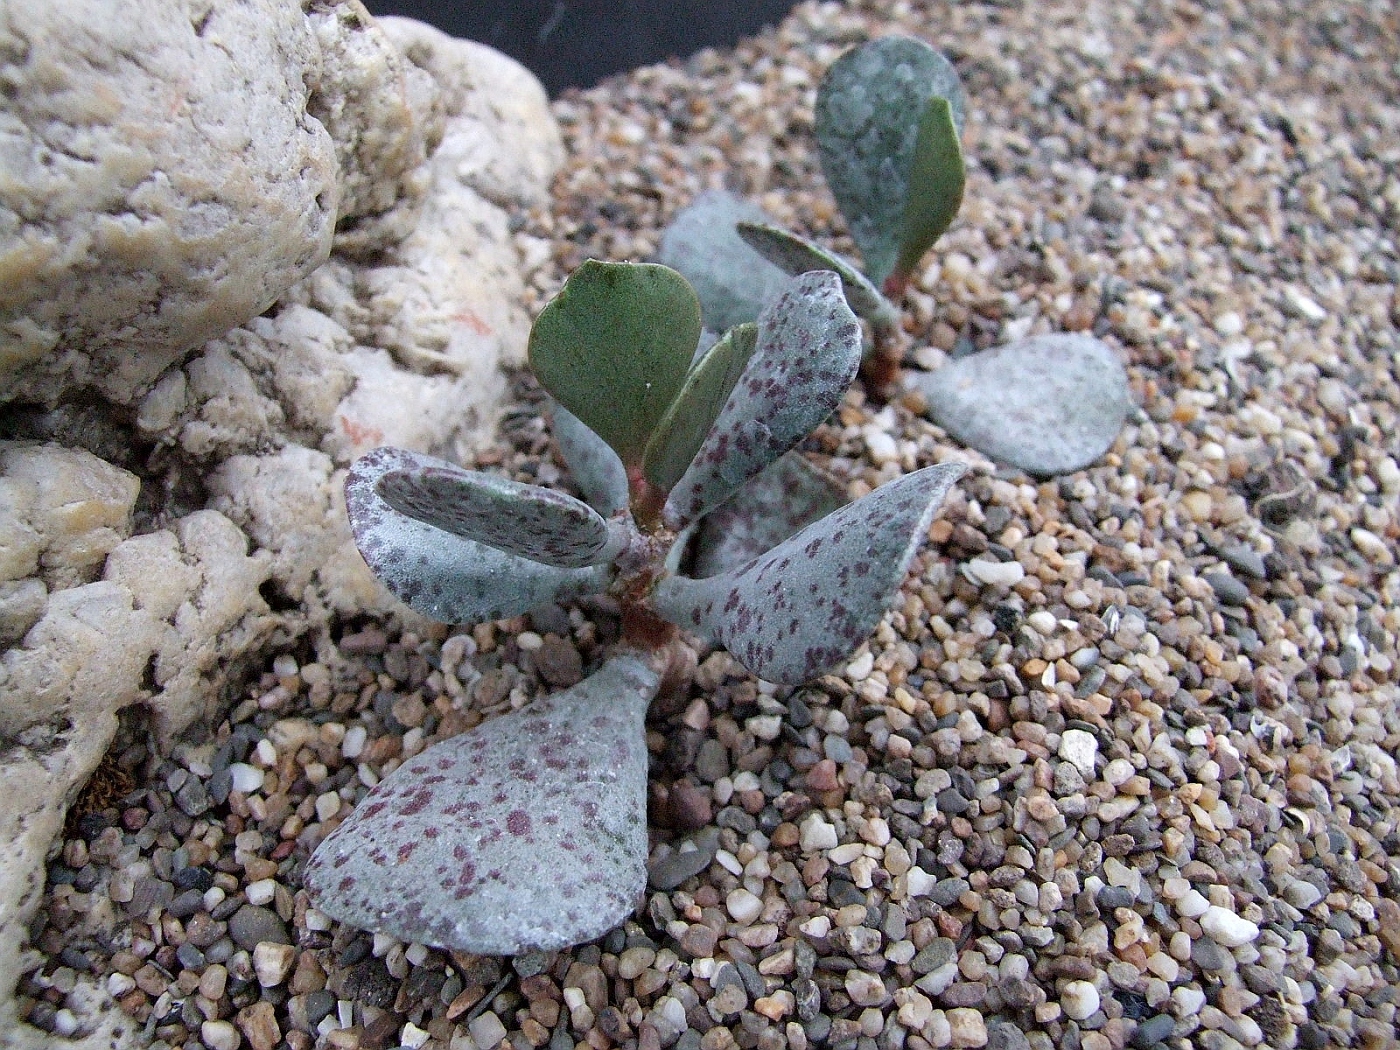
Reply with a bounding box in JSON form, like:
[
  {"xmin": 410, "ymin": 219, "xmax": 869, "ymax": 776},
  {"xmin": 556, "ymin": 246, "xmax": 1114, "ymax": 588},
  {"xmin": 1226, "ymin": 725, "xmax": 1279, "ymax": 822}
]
[{"xmin": 0, "ymin": 3, "xmax": 561, "ymax": 1041}]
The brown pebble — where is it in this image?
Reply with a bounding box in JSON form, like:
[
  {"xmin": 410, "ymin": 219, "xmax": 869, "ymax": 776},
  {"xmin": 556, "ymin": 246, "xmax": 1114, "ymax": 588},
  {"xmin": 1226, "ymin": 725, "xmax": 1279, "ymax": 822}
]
[
  {"xmin": 668, "ymin": 781, "xmax": 713, "ymax": 830},
  {"xmin": 806, "ymin": 759, "xmax": 840, "ymax": 791},
  {"xmin": 535, "ymin": 634, "xmax": 584, "ymax": 686},
  {"xmin": 236, "ymin": 1001, "xmax": 281, "ymax": 1050},
  {"xmin": 679, "ymin": 923, "xmax": 719, "ymax": 958}
]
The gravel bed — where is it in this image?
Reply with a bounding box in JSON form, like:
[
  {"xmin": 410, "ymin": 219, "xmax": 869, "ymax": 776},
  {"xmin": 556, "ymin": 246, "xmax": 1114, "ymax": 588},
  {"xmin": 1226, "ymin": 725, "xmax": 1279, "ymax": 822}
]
[{"xmin": 20, "ymin": 1, "xmax": 1399, "ymax": 1048}]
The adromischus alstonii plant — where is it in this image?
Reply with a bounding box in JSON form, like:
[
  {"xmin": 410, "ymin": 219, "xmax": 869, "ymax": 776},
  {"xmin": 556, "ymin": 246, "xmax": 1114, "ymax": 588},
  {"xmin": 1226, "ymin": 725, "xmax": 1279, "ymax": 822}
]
[
  {"xmin": 661, "ymin": 35, "xmax": 1134, "ymax": 477},
  {"xmin": 304, "ymin": 260, "xmax": 964, "ymax": 955},
  {"xmin": 662, "ymin": 35, "xmax": 967, "ymax": 395}
]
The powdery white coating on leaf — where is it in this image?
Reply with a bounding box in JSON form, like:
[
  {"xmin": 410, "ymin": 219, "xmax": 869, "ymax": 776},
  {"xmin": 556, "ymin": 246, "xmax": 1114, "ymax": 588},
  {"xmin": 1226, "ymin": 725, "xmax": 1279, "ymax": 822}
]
[
  {"xmin": 815, "ymin": 36, "xmax": 966, "ymax": 287},
  {"xmin": 735, "ymin": 223, "xmax": 897, "ymax": 329},
  {"xmin": 655, "ymin": 462, "xmax": 965, "ymax": 683},
  {"xmin": 914, "ymin": 334, "xmax": 1132, "ymax": 476},
  {"xmin": 663, "ymin": 271, "xmax": 862, "ymax": 528},
  {"xmin": 552, "ymin": 403, "xmax": 629, "ymax": 517},
  {"xmin": 657, "ymin": 190, "xmax": 791, "ymax": 333},
  {"xmin": 347, "ymin": 447, "xmax": 612, "ymax": 623},
  {"xmin": 305, "ymin": 655, "xmax": 662, "ymax": 955},
  {"xmin": 377, "ymin": 459, "xmax": 621, "ymax": 569},
  {"xmin": 690, "ymin": 452, "xmax": 849, "ymax": 578}
]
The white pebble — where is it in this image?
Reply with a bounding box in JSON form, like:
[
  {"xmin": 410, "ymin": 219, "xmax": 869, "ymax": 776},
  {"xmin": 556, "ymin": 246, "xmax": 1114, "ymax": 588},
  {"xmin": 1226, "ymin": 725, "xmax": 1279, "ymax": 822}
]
[
  {"xmin": 800, "ymin": 813, "xmax": 839, "ymax": 851},
  {"xmin": 1200, "ymin": 905, "xmax": 1260, "ymax": 947},
  {"xmin": 469, "ymin": 1012, "xmax": 508, "ymax": 1050},
  {"xmin": 727, "ymin": 888, "xmax": 764, "ymax": 924},
  {"xmin": 864, "ymin": 428, "xmax": 900, "ymax": 465},
  {"xmin": 962, "ymin": 558, "xmax": 1026, "ymax": 587},
  {"xmin": 228, "ymin": 763, "xmax": 264, "ymax": 794},
  {"xmin": 399, "ymin": 1022, "xmax": 431, "ymax": 1049},
  {"xmin": 341, "ymin": 725, "xmax": 368, "ymax": 759},
  {"xmin": 253, "ymin": 942, "xmax": 296, "ymax": 987},
  {"xmin": 1172, "ymin": 986, "xmax": 1206, "ymax": 1014},
  {"xmin": 245, "ymin": 878, "xmax": 277, "ymax": 907},
  {"xmin": 315, "ymin": 791, "xmax": 341, "ymax": 822},
  {"xmin": 201, "ymin": 1020, "xmax": 241, "ymax": 1050},
  {"xmin": 905, "ymin": 867, "xmax": 937, "ymax": 898},
  {"xmin": 1175, "ymin": 889, "xmax": 1209, "ymax": 918},
  {"xmin": 1060, "ymin": 979, "xmax": 1100, "ymax": 1020},
  {"xmin": 1058, "ymin": 729, "xmax": 1098, "ymax": 778}
]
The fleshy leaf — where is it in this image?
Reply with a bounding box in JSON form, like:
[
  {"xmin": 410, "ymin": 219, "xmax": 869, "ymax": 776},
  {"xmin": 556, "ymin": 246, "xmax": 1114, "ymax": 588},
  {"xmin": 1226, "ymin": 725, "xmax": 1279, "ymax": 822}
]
[
  {"xmin": 305, "ymin": 655, "xmax": 661, "ymax": 955},
  {"xmin": 654, "ymin": 462, "xmax": 965, "ymax": 684},
  {"xmin": 663, "ymin": 271, "xmax": 862, "ymax": 528},
  {"xmin": 378, "ymin": 459, "xmax": 622, "ymax": 569},
  {"xmin": 552, "ymin": 403, "xmax": 629, "ymax": 517},
  {"xmin": 528, "ymin": 261, "xmax": 702, "ymax": 468},
  {"xmin": 689, "ymin": 452, "xmax": 849, "ymax": 578},
  {"xmin": 816, "ymin": 36, "xmax": 966, "ymax": 287},
  {"xmin": 643, "ymin": 324, "xmax": 758, "ymax": 494},
  {"xmin": 891, "ymin": 96, "xmax": 965, "ymax": 290},
  {"xmin": 657, "ymin": 190, "xmax": 791, "ymax": 332},
  {"xmin": 914, "ymin": 334, "xmax": 1132, "ymax": 476},
  {"xmin": 347, "ymin": 447, "xmax": 612, "ymax": 623},
  {"xmin": 736, "ymin": 222, "xmax": 897, "ymax": 330}
]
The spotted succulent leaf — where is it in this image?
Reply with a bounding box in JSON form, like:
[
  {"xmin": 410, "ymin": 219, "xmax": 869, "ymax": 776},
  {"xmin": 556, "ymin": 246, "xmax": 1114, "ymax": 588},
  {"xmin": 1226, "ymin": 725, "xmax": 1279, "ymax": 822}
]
[
  {"xmin": 528, "ymin": 260, "xmax": 702, "ymax": 469},
  {"xmin": 643, "ymin": 323, "xmax": 758, "ymax": 494},
  {"xmin": 654, "ymin": 462, "xmax": 965, "ymax": 683},
  {"xmin": 376, "ymin": 456, "xmax": 623, "ymax": 569},
  {"xmin": 816, "ymin": 36, "xmax": 966, "ymax": 288},
  {"xmin": 689, "ymin": 452, "xmax": 849, "ymax": 579},
  {"xmin": 552, "ymin": 403, "xmax": 629, "ymax": 517},
  {"xmin": 735, "ymin": 222, "xmax": 897, "ymax": 330},
  {"xmin": 305, "ymin": 655, "xmax": 661, "ymax": 955},
  {"xmin": 663, "ymin": 271, "xmax": 862, "ymax": 528},
  {"xmin": 658, "ymin": 190, "xmax": 791, "ymax": 332},
  {"xmin": 347, "ymin": 447, "xmax": 612, "ymax": 623}
]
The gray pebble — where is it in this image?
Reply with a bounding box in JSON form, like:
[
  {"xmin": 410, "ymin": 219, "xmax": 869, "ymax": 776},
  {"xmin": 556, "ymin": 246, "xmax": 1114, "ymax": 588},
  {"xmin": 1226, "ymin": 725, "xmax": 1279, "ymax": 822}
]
[
  {"xmin": 228, "ymin": 904, "xmax": 290, "ymax": 950},
  {"xmin": 987, "ymin": 1021, "xmax": 1033, "ymax": 1050},
  {"xmin": 649, "ymin": 831, "xmax": 719, "ymax": 891},
  {"xmin": 1097, "ymin": 886, "xmax": 1135, "ymax": 909},
  {"xmin": 911, "ymin": 937, "xmax": 956, "ymax": 976},
  {"xmin": 1204, "ymin": 572, "xmax": 1250, "ymax": 606},
  {"xmin": 305, "ymin": 990, "xmax": 336, "ymax": 1027},
  {"xmin": 793, "ymin": 977, "xmax": 821, "ymax": 1020},
  {"xmin": 824, "ymin": 735, "xmax": 854, "ymax": 763},
  {"xmin": 175, "ymin": 778, "xmax": 210, "ymax": 817},
  {"xmin": 1190, "ymin": 936, "xmax": 1231, "ymax": 971},
  {"xmin": 1131, "ymin": 1014, "xmax": 1176, "ymax": 1047},
  {"xmin": 695, "ymin": 739, "xmax": 729, "ymax": 782},
  {"xmin": 936, "ymin": 787, "xmax": 971, "ymax": 814},
  {"xmin": 930, "ymin": 878, "xmax": 970, "ymax": 907},
  {"xmin": 174, "ymin": 942, "xmax": 205, "ymax": 970},
  {"xmin": 1220, "ymin": 544, "xmax": 1268, "ymax": 580},
  {"xmin": 167, "ymin": 889, "xmax": 205, "ymax": 919}
]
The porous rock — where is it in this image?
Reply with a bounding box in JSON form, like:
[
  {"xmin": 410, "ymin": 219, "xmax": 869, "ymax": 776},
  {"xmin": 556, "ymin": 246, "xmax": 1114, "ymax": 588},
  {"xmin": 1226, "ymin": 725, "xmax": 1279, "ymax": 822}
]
[{"xmin": 0, "ymin": 3, "xmax": 562, "ymax": 1039}]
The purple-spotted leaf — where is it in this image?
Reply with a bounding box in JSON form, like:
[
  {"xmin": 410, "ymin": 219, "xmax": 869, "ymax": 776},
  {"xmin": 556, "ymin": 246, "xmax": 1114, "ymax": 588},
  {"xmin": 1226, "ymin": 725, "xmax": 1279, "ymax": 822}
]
[
  {"xmin": 552, "ymin": 402, "xmax": 629, "ymax": 517},
  {"xmin": 347, "ymin": 447, "xmax": 612, "ymax": 623},
  {"xmin": 689, "ymin": 452, "xmax": 849, "ymax": 578},
  {"xmin": 654, "ymin": 462, "xmax": 965, "ymax": 684},
  {"xmin": 643, "ymin": 323, "xmax": 758, "ymax": 494},
  {"xmin": 816, "ymin": 36, "xmax": 966, "ymax": 288},
  {"xmin": 914, "ymin": 333, "xmax": 1132, "ymax": 476},
  {"xmin": 305, "ymin": 655, "xmax": 662, "ymax": 954},
  {"xmin": 663, "ymin": 271, "xmax": 862, "ymax": 528},
  {"xmin": 528, "ymin": 260, "xmax": 702, "ymax": 469},
  {"xmin": 735, "ymin": 222, "xmax": 897, "ymax": 330},
  {"xmin": 658, "ymin": 190, "xmax": 791, "ymax": 332},
  {"xmin": 377, "ymin": 458, "xmax": 623, "ymax": 569}
]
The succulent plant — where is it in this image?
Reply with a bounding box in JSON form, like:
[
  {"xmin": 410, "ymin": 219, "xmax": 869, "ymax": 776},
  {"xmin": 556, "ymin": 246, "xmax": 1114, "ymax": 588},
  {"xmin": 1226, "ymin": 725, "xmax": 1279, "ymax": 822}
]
[
  {"xmin": 305, "ymin": 260, "xmax": 964, "ymax": 955},
  {"xmin": 659, "ymin": 35, "xmax": 1133, "ymax": 476}
]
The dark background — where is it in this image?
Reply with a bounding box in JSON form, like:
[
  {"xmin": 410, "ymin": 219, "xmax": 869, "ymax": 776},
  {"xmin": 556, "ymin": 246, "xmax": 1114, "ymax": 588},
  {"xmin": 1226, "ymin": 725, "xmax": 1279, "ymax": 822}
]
[{"xmin": 362, "ymin": 0, "xmax": 800, "ymax": 95}]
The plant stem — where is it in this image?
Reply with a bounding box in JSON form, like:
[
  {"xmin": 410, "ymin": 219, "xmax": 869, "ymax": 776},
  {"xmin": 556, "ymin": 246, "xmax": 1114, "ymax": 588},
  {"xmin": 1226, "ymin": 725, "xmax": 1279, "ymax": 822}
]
[{"xmin": 628, "ymin": 470, "xmax": 667, "ymax": 535}]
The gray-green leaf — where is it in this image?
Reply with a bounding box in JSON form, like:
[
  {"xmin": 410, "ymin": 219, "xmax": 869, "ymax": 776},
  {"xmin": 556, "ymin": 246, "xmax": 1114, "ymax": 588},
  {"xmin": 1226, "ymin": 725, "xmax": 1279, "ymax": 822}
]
[
  {"xmin": 689, "ymin": 452, "xmax": 849, "ymax": 578},
  {"xmin": 816, "ymin": 36, "xmax": 967, "ymax": 288},
  {"xmin": 658, "ymin": 191, "xmax": 791, "ymax": 332},
  {"xmin": 305, "ymin": 655, "xmax": 661, "ymax": 954},
  {"xmin": 528, "ymin": 261, "xmax": 702, "ymax": 469},
  {"xmin": 347, "ymin": 447, "xmax": 612, "ymax": 623},
  {"xmin": 654, "ymin": 462, "xmax": 965, "ymax": 683},
  {"xmin": 663, "ymin": 271, "xmax": 862, "ymax": 528},
  {"xmin": 377, "ymin": 455, "xmax": 623, "ymax": 569},
  {"xmin": 643, "ymin": 323, "xmax": 758, "ymax": 495},
  {"xmin": 892, "ymin": 96, "xmax": 965, "ymax": 291},
  {"xmin": 552, "ymin": 403, "xmax": 629, "ymax": 517},
  {"xmin": 914, "ymin": 333, "xmax": 1132, "ymax": 476},
  {"xmin": 735, "ymin": 222, "xmax": 898, "ymax": 329}
]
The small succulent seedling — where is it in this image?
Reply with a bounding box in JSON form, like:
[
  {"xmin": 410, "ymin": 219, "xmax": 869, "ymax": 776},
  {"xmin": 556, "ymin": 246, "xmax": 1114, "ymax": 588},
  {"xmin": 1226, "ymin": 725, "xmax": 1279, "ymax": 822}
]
[
  {"xmin": 306, "ymin": 260, "xmax": 964, "ymax": 954},
  {"xmin": 660, "ymin": 36, "xmax": 1133, "ymax": 475},
  {"xmin": 662, "ymin": 35, "xmax": 966, "ymax": 395}
]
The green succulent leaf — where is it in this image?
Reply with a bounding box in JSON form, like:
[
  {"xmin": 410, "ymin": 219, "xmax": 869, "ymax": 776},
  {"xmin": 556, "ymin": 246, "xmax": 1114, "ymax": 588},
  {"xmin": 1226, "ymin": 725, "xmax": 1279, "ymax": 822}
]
[
  {"xmin": 689, "ymin": 452, "xmax": 849, "ymax": 579},
  {"xmin": 654, "ymin": 462, "xmax": 965, "ymax": 684},
  {"xmin": 663, "ymin": 271, "xmax": 862, "ymax": 528},
  {"xmin": 377, "ymin": 461, "xmax": 624, "ymax": 569},
  {"xmin": 735, "ymin": 222, "xmax": 898, "ymax": 330},
  {"xmin": 643, "ymin": 323, "xmax": 758, "ymax": 494},
  {"xmin": 815, "ymin": 36, "xmax": 967, "ymax": 288},
  {"xmin": 305, "ymin": 655, "xmax": 661, "ymax": 954},
  {"xmin": 347, "ymin": 447, "xmax": 612, "ymax": 623},
  {"xmin": 658, "ymin": 191, "xmax": 791, "ymax": 332},
  {"xmin": 893, "ymin": 97, "xmax": 965, "ymax": 289},
  {"xmin": 528, "ymin": 261, "xmax": 702, "ymax": 469},
  {"xmin": 552, "ymin": 402, "xmax": 629, "ymax": 517}
]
